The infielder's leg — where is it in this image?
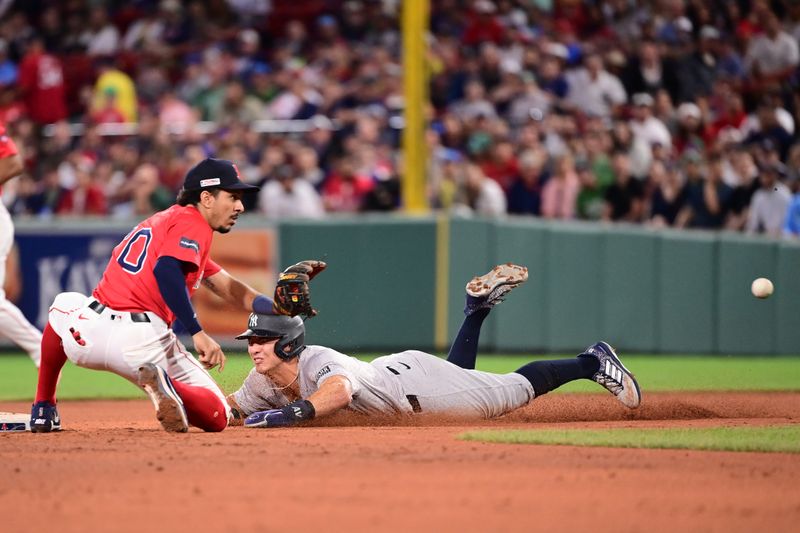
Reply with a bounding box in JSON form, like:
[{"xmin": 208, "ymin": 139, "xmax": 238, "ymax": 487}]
[
  {"xmin": 34, "ymin": 323, "xmax": 69, "ymax": 404},
  {"xmin": 30, "ymin": 322, "xmax": 69, "ymax": 432},
  {"xmin": 447, "ymin": 264, "xmax": 528, "ymax": 369},
  {"xmin": 169, "ymin": 379, "xmax": 228, "ymax": 432},
  {"xmin": 136, "ymin": 357, "xmax": 228, "ymax": 433},
  {"xmin": 35, "ymin": 292, "xmax": 229, "ymax": 432},
  {"xmin": 121, "ymin": 323, "xmax": 229, "ymax": 432},
  {"xmin": 163, "ymin": 339, "xmax": 230, "ymax": 432}
]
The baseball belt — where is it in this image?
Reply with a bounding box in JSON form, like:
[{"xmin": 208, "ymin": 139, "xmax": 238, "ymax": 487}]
[{"xmin": 89, "ymin": 300, "xmax": 151, "ymax": 323}]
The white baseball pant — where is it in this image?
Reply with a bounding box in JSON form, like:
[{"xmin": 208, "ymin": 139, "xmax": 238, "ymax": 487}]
[
  {"xmin": 0, "ymin": 204, "xmax": 42, "ymax": 366},
  {"xmin": 48, "ymin": 291, "xmax": 231, "ymax": 420}
]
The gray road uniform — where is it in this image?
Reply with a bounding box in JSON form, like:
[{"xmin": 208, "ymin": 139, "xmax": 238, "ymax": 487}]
[{"xmin": 232, "ymin": 345, "xmax": 535, "ymax": 419}]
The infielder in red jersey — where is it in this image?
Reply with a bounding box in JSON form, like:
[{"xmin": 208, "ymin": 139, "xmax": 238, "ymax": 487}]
[
  {"xmin": 31, "ymin": 158, "xmax": 325, "ymax": 433},
  {"xmin": 0, "ymin": 121, "xmax": 43, "ymax": 367}
]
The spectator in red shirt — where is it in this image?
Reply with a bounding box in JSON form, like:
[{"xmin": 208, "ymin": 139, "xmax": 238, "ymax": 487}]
[
  {"xmin": 90, "ymin": 88, "xmax": 126, "ymax": 125},
  {"xmin": 463, "ymin": 1, "xmax": 504, "ymax": 47},
  {"xmin": 708, "ymin": 92, "xmax": 747, "ymax": 141},
  {"xmin": 0, "ymin": 86, "xmax": 25, "ymax": 125},
  {"xmin": 480, "ymin": 138, "xmax": 519, "ymax": 191},
  {"xmin": 322, "ymin": 155, "xmax": 374, "ymax": 213},
  {"xmin": 18, "ymin": 35, "xmax": 67, "ymax": 125},
  {"xmin": 56, "ymin": 157, "xmax": 107, "ymax": 216}
]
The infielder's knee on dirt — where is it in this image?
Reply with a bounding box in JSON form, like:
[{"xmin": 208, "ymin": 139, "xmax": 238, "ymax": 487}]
[{"xmin": 169, "ymin": 379, "xmax": 228, "ymax": 432}]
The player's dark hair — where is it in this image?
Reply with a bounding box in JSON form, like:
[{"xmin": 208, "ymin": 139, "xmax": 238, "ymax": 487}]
[{"xmin": 176, "ymin": 187, "xmax": 221, "ymax": 206}]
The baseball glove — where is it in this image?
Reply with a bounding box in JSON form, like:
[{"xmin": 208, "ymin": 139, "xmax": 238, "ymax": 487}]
[{"xmin": 273, "ymin": 260, "xmax": 327, "ymax": 318}]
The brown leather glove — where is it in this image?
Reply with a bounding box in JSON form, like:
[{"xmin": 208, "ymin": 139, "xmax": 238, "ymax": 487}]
[{"xmin": 273, "ymin": 260, "xmax": 327, "ymax": 318}]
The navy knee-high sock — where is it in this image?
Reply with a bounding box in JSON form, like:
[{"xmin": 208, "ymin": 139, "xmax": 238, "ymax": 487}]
[
  {"xmin": 446, "ymin": 305, "xmax": 490, "ymax": 370},
  {"xmin": 514, "ymin": 356, "xmax": 600, "ymax": 396}
]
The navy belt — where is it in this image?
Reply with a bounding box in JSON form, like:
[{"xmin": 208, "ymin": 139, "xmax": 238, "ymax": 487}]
[{"xmin": 89, "ymin": 300, "xmax": 151, "ymax": 323}]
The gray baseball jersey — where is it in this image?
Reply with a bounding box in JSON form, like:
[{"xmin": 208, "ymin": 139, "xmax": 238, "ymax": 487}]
[{"xmin": 233, "ymin": 345, "xmax": 535, "ymax": 419}]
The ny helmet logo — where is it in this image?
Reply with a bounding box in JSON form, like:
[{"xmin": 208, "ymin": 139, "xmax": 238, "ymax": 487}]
[{"xmin": 249, "ymin": 314, "xmax": 258, "ymax": 329}]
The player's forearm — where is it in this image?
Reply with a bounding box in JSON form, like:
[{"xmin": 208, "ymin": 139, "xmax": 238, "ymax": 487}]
[
  {"xmin": 307, "ymin": 377, "xmax": 353, "ymax": 418},
  {"xmin": 203, "ymin": 270, "xmax": 270, "ymax": 312},
  {"xmin": 246, "ymin": 377, "xmax": 354, "ymax": 428},
  {"xmin": 0, "ymin": 153, "xmax": 24, "ymax": 186},
  {"xmin": 223, "ymin": 276, "xmax": 260, "ymax": 310}
]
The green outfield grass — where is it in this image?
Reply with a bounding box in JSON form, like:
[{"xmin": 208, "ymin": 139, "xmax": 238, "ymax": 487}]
[
  {"xmin": 0, "ymin": 352, "xmax": 798, "ymax": 401},
  {"xmin": 459, "ymin": 425, "xmax": 800, "ymax": 454}
]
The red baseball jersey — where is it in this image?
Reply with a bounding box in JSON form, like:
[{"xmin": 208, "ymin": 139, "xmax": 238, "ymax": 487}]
[
  {"xmin": 18, "ymin": 51, "xmax": 67, "ymax": 125},
  {"xmin": 93, "ymin": 204, "xmax": 222, "ymax": 325},
  {"xmin": 0, "ymin": 122, "xmax": 19, "ymax": 196}
]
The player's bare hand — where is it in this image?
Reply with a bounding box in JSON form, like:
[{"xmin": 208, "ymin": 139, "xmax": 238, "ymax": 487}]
[{"xmin": 193, "ymin": 331, "xmax": 226, "ymax": 372}]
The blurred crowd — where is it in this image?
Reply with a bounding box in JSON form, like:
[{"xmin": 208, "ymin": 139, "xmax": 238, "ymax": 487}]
[{"xmin": 1, "ymin": 0, "xmax": 800, "ymax": 236}]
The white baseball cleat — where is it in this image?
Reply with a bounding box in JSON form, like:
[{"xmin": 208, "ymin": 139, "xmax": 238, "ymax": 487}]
[
  {"xmin": 583, "ymin": 341, "xmax": 642, "ymax": 409},
  {"xmin": 465, "ymin": 263, "xmax": 529, "ymax": 315},
  {"xmin": 138, "ymin": 363, "xmax": 189, "ymax": 433}
]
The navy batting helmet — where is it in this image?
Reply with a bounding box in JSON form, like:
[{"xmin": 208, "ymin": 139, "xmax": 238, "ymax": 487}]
[{"xmin": 236, "ymin": 313, "xmax": 306, "ymax": 360}]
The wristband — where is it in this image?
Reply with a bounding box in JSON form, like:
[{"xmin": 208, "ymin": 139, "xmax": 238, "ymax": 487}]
[
  {"xmin": 244, "ymin": 400, "xmax": 316, "ymax": 428},
  {"xmin": 252, "ymin": 294, "xmax": 275, "ymax": 315},
  {"xmin": 281, "ymin": 399, "xmax": 316, "ymax": 422}
]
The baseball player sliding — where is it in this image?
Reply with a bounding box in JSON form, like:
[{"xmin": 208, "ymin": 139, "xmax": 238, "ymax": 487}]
[
  {"xmin": 30, "ymin": 158, "xmax": 325, "ymax": 433},
  {"xmin": 226, "ymin": 264, "xmax": 641, "ymax": 428},
  {"xmin": 0, "ymin": 120, "xmax": 42, "ymax": 367}
]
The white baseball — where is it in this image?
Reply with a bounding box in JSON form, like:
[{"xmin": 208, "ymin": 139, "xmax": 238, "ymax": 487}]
[{"xmin": 751, "ymin": 277, "xmax": 774, "ymax": 299}]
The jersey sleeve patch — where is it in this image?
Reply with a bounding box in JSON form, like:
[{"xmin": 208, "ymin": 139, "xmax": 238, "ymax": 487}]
[
  {"xmin": 160, "ymin": 222, "xmax": 205, "ymax": 267},
  {"xmin": 314, "ymin": 362, "xmax": 356, "ymax": 393},
  {"xmin": 315, "ymin": 365, "xmax": 331, "ymax": 381},
  {"xmin": 179, "ymin": 237, "xmax": 200, "ymax": 253},
  {"xmin": 302, "ymin": 347, "xmax": 361, "ymax": 398},
  {"xmin": 314, "ymin": 362, "xmax": 345, "ymax": 385}
]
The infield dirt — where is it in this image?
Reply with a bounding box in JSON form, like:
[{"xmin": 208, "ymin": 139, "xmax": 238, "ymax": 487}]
[{"xmin": 2, "ymin": 391, "xmax": 798, "ymax": 533}]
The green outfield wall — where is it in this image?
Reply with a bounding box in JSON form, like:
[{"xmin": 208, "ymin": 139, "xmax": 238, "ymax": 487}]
[
  {"xmin": 279, "ymin": 216, "xmax": 800, "ymax": 355},
  {"xmin": 279, "ymin": 216, "xmax": 437, "ymax": 350},
  {"xmin": 12, "ymin": 216, "xmax": 798, "ymax": 355}
]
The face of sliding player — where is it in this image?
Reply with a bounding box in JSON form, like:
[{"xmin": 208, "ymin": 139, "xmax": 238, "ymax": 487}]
[{"xmin": 246, "ymin": 337, "xmax": 285, "ymax": 374}]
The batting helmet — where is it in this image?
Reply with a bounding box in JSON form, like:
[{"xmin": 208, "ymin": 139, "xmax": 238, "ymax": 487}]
[{"xmin": 235, "ymin": 313, "xmax": 306, "ymax": 360}]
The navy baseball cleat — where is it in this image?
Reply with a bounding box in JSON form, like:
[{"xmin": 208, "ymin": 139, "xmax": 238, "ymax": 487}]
[
  {"xmin": 582, "ymin": 341, "xmax": 642, "ymax": 408},
  {"xmin": 30, "ymin": 401, "xmax": 61, "ymax": 433},
  {"xmin": 465, "ymin": 263, "xmax": 529, "ymax": 316},
  {"xmin": 137, "ymin": 363, "xmax": 189, "ymax": 433}
]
